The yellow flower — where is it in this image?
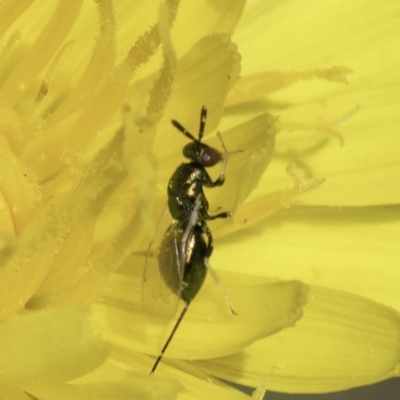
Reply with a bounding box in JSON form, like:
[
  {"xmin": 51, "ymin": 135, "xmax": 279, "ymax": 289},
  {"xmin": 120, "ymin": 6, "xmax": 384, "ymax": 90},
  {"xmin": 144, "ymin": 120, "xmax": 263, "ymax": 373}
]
[{"xmin": 0, "ymin": 1, "xmax": 399, "ymax": 399}]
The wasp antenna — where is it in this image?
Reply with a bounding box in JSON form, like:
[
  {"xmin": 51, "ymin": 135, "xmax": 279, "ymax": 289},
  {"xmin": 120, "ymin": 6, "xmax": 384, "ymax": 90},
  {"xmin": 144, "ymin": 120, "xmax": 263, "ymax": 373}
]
[
  {"xmin": 198, "ymin": 106, "xmax": 207, "ymax": 142},
  {"xmin": 171, "ymin": 119, "xmax": 197, "ymax": 142}
]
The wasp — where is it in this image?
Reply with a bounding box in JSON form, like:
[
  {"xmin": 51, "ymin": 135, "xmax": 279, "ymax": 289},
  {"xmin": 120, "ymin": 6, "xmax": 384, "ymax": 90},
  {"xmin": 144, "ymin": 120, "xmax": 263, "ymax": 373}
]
[{"xmin": 145, "ymin": 107, "xmax": 237, "ymax": 374}]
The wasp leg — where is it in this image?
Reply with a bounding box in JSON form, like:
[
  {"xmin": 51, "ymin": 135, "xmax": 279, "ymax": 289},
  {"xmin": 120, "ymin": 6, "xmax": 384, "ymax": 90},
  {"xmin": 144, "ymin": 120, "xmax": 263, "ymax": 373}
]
[
  {"xmin": 207, "ymin": 211, "xmax": 232, "ymax": 220},
  {"xmin": 211, "ymin": 131, "xmax": 230, "ymax": 187},
  {"xmin": 201, "ymin": 220, "xmax": 215, "ymax": 259},
  {"xmin": 201, "ymin": 209, "xmax": 232, "ymax": 258},
  {"xmin": 204, "ymin": 257, "xmax": 237, "ymax": 316}
]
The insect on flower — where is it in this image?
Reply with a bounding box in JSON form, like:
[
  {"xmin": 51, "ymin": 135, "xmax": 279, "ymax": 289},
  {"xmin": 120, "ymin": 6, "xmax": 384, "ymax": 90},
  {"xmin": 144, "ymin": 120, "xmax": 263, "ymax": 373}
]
[{"xmin": 143, "ymin": 107, "xmax": 238, "ymax": 374}]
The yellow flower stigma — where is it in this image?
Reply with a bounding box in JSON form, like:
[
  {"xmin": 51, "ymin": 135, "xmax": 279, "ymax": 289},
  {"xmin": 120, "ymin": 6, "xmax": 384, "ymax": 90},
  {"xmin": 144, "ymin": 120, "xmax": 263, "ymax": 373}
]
[{"xmin": 0, "ymin": 1, "xmax": 399, "ymax": 399}]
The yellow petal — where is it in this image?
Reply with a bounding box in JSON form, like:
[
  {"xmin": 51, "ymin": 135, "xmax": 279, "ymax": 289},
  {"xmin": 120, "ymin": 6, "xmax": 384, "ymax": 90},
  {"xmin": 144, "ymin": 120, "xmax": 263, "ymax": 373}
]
[
  {"xmin": 0, "ymin": 306, "xmax": 110, "ymax": 384},
  {"xmin": 196, "ymin": 285, "xmax": 400, "ymax": 393},
  {"xmin": 91, "ymin": 261, "xmax": 307, "ymax": 362},
  {"xmin": 0, "ymin": 132, "xmax": 39, "ymax": 235},
  {"xmin": 75, "ymin": 347, "xmax": 255, "ymax": 400},
  {"xmin": 216, "ymin": 206, "xmax": 400, "ymax": 311},
  {"xmin": 26, "ymin": 374, "xmax": 182, "ymax": 400},
  {"xmin": 233, "ymin": 0, "xmax": 400, "ymax": 206},
  {"xmin": 113, "ymin": 0, "xmax": 246, "ymax": 80},
  {"xmin": 171, "ymin": 1, "xmax": 245, "ymax": 56},
  {"xmin": 155, "ymin": 33, "xmax": 242, "ymax": 173}
]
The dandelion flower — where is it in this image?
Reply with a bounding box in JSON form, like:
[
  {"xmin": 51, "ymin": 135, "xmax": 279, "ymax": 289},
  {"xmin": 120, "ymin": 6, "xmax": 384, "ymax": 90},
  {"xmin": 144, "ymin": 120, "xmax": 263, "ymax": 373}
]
[{"xmin": 1, "ymin": 1, "xmax": 399, "ymax": 399}]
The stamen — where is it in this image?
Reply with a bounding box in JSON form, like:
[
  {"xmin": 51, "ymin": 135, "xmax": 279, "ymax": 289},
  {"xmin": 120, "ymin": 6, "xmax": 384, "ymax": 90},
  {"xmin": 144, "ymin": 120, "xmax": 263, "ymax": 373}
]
[
  {"xmin": 278, "ymin": 106, "xmax": 359, "ymax": 147},
  {"xmin": 226, "ymin": 66, "xmax": 353, "ymax": 106}
]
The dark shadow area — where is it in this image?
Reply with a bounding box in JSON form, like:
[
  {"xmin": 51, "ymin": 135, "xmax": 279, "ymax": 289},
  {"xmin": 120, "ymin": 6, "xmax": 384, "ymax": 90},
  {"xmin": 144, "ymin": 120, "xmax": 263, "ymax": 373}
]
[{"xmin": 235, "ymin": 378, "xmax": 400, "ymax": 399}]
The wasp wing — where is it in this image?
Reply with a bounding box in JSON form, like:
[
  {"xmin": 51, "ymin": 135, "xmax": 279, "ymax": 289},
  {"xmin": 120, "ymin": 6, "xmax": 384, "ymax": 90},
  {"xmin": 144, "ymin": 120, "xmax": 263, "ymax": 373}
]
[
  {"xmin": 142, "ymin": 204, "xmax": 178, "ymax": 321},
  {"xmin": 142, "ymin": 199, "xmax": 199, "ymax": 321}
]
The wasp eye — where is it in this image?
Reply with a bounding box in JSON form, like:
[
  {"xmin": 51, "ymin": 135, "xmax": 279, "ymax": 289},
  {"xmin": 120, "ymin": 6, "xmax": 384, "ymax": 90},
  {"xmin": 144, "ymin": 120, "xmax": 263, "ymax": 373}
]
[{"xmin": 201, "ymin": 148, "xmax": 221, "ymax": 167}]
